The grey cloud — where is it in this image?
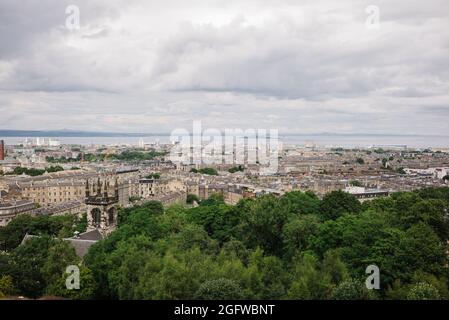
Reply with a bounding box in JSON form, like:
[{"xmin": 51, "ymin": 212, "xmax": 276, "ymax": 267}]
[{"xmin": 0, "ymin": 0, "xmax": 448, "ymax": 135}]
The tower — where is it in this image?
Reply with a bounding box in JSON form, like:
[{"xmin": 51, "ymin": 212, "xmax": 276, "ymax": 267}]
[{"xmin": 84, "ymin": 177, "xmax": 119, "ymax": 236}]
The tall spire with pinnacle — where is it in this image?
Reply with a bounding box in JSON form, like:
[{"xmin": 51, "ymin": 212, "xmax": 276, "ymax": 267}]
[
  {"xmin": 97, "ymin": 177, "xmax": 101, "ymax": 195},
  {"xmin": 103, "ymin": 180, "xmax": 108, "ymax": 198}
]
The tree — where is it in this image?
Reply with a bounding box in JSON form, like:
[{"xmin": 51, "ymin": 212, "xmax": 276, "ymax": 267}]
[
  {"xmin": 105, "ymin": 236, "xmax": 152, "ymax": 299},
  {"xmin": 282, "ymin": 215, "xmax": 320, "ymax": 257},
  {"xmin": 8, "ymin": 186, "xmax": 449, "ymax": 300},
  {"xmin": 406, "ymin": 282, "xmax": 440, "ymax": 300},
  {"xmin": 279, "ymin": 191, "xmax": 320, "ymax": 216},
  {"xmin": 188, "ymin": 204, "xmax": 240, "ymax": 244},
  {"xmin": 195, "ymin": 278, "xmax": 244, "ymax": 300},
  {"xmin": 369, "ymin": 228, "xmax": 405, "ymax": 288},
  {"xmin": 41, "ymin": 240, "xmax": 79, "ymax": 287},
  {"xmin": 319, "ymin": 190, "xmax": 362, "ymax": 220},
  {"xmin": 396, "ymin": 223, "xmax": 447, "ymax": 281},
  {"xmin": 321, "ymin": 250, "xmax": 349, "ymax": 285},
  {"xmin": 141, "ymin": 201, "xmax": 164, "ymax": 215},
  {"xmin": 385, "ymin": 279, "xmax": 409, "ymax": 300},
  {"xmin": 74, "ymin": 213, "xmax": 87, "ymax": 234},
  {"xmin": 191, "ymin": 168, "xmax": 218, "ymax": 175},
  {"xmin": 350, "ymin": 180, "xmax": 363, "ymax": 187},
  {"xmin": 332, "ymin": 279, "xmax": 374, "ymax": 300},
  {"xmin": 172, "ymin": 224, "xmax": 218, "ymax": 254},
  {"xmin": 0, "ymin": 275, "xmax": 14, "ymax": 298},
  {"xmin": 0, "ymin": 214, "xmax": 76, "ymax": 251},
  {"xmin": 8, "ymin": 236, "xmax": 55, "ymax": 298},
  {"xmin": 135, "ymin": 248, "xmax": 217, "ymax": 299},
  {"xmin": 186, "ymin": 194, "xmax": 200, "ymax": 204},
  {"xmin": 411, "ymin": 271, "xmax": 449, "ymax": 299},
  {"xmin": 200, "ymin": 193, "xmax": 225, "ymax": 206},
  {"xmin": 286, "ymin": 253, "xmax": 333, "ymax": 300},
  {"xmin": 46, "ymin": 265, "xmax": 97, "ymax": 300},
  {"xmin": 241, "ymin": 195, "xmax": 290, "ymax": 256},
  {"xmin": 146, "ymin": 173, "xmax": 161, "ymax": 179},
  {"xmin": 229, "ymin": 165, "xmax": 244, "ymax": 173},
  {"xmin": 244, "ymin": 250, "xmax": 288, "ymax": 299},
  {"xmin": 405, "ymin": 199, "xmax": 449, "ymax": 240}
]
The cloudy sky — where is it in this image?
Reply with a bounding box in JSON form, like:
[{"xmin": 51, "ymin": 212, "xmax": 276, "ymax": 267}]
[{"xmin": 0, "ymin": 0, "xmax": 448, "ymax": 135}]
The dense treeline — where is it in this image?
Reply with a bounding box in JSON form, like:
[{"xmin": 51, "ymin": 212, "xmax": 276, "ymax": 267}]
[
  {"xmin": 111, "ymin": 150, "xmax": 167, "ymax": 161},
  {"xmin": 46, "ymin": 150, "xmax": 167, "ymax": 163},
  {"xmin": 1, "ymin": 188, "xmax": 449, "ymax": 299},
  {"xmin": 5, "ymin": 166, "xmax": 64, "ymax": 176},
  {"xmin": 190, "ymin": 167, "xmax": 219, "ymax": 175},
  {"xmin": 0, "ymin": 214, "xmax": 88, "ymax": 298},
  {"xmin": 0, "ymin": 214, "xmax": 87, "ymax": 252}
]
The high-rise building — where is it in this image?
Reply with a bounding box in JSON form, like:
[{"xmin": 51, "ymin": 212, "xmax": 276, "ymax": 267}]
[{"xmin": 0, "ymin": 140, "xmax": 5, "ymax": 160}]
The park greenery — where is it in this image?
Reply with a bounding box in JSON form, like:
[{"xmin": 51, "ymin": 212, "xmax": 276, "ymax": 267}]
[
  {"xmin": 110, "ymin": 150, "xmax": 167, "ymax": 161},
  {"xmin": 46, "ymin": 155, "xmax": 81, "ymax": 163},
  {"xmin": 190, "ymin": 168, "xmax": 219, "ymax": 176},
  {"xmin": 5, "ymin": 166, "xmax": 64, "ymax": 176},
  {"xmin": 228, "ymin": 165, "xmax": 245, "ymax": 173},
  {"xmin": 186, "ymin": 194, "xmax": 200, "ymax": 204},
  {"xmin": 145, "ymin": 173, "xmax": 161, "ymax": 179},
  {"xmin": 46, "ymin": 150, "xmax": 167, "ymax": 163},
  {"xmin": 1, "ymin": 187, "xmax": 449, "ymax": 300}
]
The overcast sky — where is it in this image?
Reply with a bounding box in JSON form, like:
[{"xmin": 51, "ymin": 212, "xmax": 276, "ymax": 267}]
[{"xmin": 0, "ymin": 0, "xmax": 448, "ymax": 135}]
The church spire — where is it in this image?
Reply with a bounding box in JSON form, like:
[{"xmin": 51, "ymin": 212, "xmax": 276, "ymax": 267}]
[{"xmin": 97, "ymin": 177, "xmax": 101, "ymax": 195}]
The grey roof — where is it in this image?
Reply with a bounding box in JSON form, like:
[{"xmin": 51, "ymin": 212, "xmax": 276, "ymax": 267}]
[
  {"xmin": 78, "ymin": 229, "xmax": 103, "ymax": 241},
  {"xmin": 65, "ymin": 238, "xmax": 97, "ymax": 258},
  {"xmin": 0, "ymin": 199, "xmax": 34, "ymax": 209},
  {"xmin": 33, "ymin": 200, "xmax": 83, "ymax": 216},
  {"xmin": 21, "ymin": 231, "xmax": 101, "ymax": 258}
]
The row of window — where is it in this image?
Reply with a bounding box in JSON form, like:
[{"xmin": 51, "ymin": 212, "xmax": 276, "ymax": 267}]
[{"xmin": 23, "ymin": 191, "xmax": 82, "ymax": 197}]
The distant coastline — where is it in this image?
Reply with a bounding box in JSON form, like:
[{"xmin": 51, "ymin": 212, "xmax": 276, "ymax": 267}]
[
  {"xmin": 1, "ymin": 130, "xmax": 449, "ymax": 149},
  {"xmin": 0, "ymin": 130, "xmax": 165, "ymax": 137},
  {"xmin": 1, "ymin": 129, "xmax": 449, "ymax": 138}
]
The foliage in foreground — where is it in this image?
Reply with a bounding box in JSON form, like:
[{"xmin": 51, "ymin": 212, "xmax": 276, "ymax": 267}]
[{"xmin": 1, "ymin": 187, "xmax": 449, "ymax": 300}]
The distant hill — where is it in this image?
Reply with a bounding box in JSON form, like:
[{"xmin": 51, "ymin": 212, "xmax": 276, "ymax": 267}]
[{"xmin": 0, "ymin": 130, "xmax": 169, "ymax": 137}]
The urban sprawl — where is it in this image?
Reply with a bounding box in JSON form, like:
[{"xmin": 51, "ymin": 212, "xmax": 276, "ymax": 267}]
[{"xmin": 1, "ymin": 137, "xmax": 448, "ymax": 235}]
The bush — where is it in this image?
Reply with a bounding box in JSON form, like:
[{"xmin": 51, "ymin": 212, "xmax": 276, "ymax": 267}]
[
  {"xmin": 195, "ymin": 278, "xmax": 244, "ymax": 300},
  {"xmin": 332, "ymin": 279, "xmax": 374, "ymax": 300},
  {"xmin": 406, "ymin": 283, "xmax": 441, "ymax": 300}
]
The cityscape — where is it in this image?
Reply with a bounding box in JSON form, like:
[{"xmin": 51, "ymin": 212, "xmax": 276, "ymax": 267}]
[{"xmin": 1, "ymin": 0, "xmax": 449, "ymax": 310}]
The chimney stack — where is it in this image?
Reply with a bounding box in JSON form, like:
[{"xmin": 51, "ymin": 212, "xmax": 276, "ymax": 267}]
[{"xmin": 0, "ymin": 140, "xmax": 4, "ymax": 160}]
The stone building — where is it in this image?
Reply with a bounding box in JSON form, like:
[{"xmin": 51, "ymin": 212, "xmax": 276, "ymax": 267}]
[
  {"xmin": 0, "ymin": 198, "xmax": 35, "ymax": 226},
  {"xmin": 138, "ymin": 177, "xmax": 186, "ymax": 199}
]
